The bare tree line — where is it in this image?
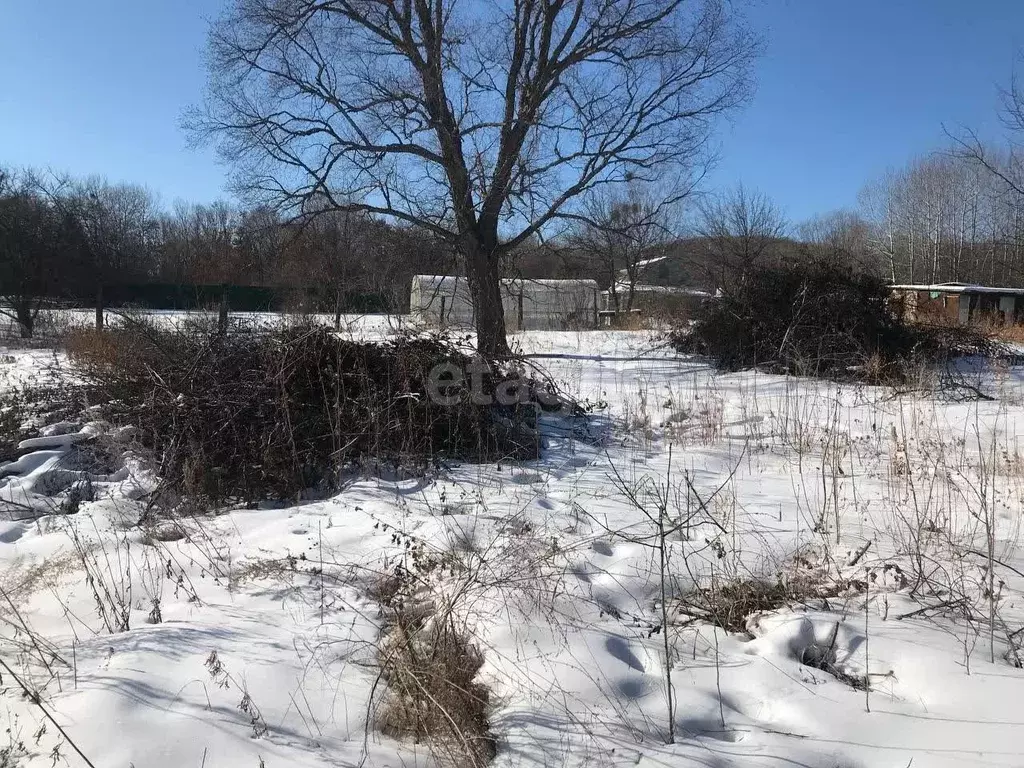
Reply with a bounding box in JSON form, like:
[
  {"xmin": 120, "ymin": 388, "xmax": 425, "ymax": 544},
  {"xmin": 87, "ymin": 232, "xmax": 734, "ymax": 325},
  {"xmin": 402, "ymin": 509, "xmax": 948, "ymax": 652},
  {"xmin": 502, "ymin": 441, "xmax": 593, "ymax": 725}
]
[
  {"xmin": 9, "ymin": 21, "xmax": 1024, "ymax": 342},
  {"xmin": 858, "ymin": 152, "xmax": 1024, "ymax": 286},
  {"xmin": 0, "ymin": 167, "xmax": 457, "ymax": 335},
  {"xmin": 575, "ymin": 53, "xmax": 1024, "ymax": 295}
]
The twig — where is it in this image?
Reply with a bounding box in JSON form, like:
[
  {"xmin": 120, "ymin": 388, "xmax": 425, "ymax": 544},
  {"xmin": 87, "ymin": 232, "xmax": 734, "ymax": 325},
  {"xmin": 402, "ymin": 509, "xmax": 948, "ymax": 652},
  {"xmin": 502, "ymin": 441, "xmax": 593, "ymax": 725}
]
[
  {"xmin": 848, "ymin": 539, "xmax": 872, "ymax": 567},
  {"xmin": 864, "ymin": 568, "xmax": 870, "ymax": 713},
  {"xmin": 0, "ymin": 653, "xmax": 96, "ymax": 768},
  {"xmin": 894, "ymin": 598, "xmax": 967, "ymax": 621}
]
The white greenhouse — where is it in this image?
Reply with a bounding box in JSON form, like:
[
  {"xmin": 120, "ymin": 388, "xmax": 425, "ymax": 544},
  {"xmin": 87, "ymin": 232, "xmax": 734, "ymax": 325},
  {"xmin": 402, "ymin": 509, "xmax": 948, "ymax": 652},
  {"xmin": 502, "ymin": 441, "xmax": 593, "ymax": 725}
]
[{"xmin": 410, "ymin": 275, "xmax": 599, "ymax": 330}]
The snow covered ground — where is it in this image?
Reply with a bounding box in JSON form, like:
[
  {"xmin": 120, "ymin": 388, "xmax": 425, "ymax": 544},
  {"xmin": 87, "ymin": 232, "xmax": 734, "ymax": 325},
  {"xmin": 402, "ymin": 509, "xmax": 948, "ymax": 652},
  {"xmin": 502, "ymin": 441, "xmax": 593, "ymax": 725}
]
[
  {"xmin": 2, "ymin": 326, "xmax": 1024, "ymax": 767},
  {"xmin": 0, "ymin": 309, "xmax": 409, "ymax": 341}
]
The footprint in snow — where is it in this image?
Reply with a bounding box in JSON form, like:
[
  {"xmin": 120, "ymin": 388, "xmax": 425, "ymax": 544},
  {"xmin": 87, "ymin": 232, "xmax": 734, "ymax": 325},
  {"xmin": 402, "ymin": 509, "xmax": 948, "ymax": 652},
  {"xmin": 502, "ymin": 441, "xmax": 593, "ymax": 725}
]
[
  {"xmin": 617, "ymin": 677, "xmax": 650, "ymax": 699},
  {"xmin": 0, "ymin": 522, "xmax": 26, "ymax": 543},
  {"xmin": 591, "ymin": 540, "xmax": 614, "ymax": 556},
  {"xmin": 570, "ymin": 562, "xmax": 593, "ymax": 584},
  {"xmin": 605, "ymin": 635, "xmax": 645, "ymax": 673}
]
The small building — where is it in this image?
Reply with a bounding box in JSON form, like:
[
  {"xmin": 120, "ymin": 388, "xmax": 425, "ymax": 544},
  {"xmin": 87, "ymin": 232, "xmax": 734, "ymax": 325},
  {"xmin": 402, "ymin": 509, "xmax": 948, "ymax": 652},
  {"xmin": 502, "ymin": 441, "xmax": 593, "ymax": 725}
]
[
  {"xmin": 889, "ymin": 283, "xmax": 1024, "ymax": 326},
  {"xmin": 410, "ymin": 275, "xmax": 599, "ymax": 331}
]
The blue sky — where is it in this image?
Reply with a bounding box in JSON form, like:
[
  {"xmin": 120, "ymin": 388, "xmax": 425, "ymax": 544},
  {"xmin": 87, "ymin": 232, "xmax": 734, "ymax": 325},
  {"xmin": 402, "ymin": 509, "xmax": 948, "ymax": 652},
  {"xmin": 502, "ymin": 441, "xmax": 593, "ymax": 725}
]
[{"xmin": 1, "ymin": 0, "xmax": 1022, "ymax": 222}]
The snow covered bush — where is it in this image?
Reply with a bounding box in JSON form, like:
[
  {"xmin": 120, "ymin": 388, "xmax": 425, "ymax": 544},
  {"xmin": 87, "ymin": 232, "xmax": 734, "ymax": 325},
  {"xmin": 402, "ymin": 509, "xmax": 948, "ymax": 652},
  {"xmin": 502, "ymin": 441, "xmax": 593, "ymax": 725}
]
[
  {"xmin": 0, "ymin": 381, "xmax": 99, "ymax": 462},
  {"xmin": 377, "ymin": 612, "xmax": 496, "ymax": 767},
  {"xmin": 65, "ymin": 321, "xmax": 556, "ymax": 504}
]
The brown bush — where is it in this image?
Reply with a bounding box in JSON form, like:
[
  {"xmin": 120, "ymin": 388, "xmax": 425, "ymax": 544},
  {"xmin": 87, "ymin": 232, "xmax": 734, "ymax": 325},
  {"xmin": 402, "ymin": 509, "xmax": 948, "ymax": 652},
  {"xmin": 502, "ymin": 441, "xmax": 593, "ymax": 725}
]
[
  {"xmin": 66, "ymin": 320, "xmax": 557, "ymax": 504},
  {"xmin": 954, "ymin": 318, "xmax": 1024, "ymax": 344},
  {"xmin": 679, "ymin": 574, "xmax": 844, "ymax": 634},
  {"xmin": 378, "ymin": 615, "xmax": 496, "ymax": 767},
  {"xmin": 672, "ymin": 259, "xmax": 1001, "ymax": 385}
]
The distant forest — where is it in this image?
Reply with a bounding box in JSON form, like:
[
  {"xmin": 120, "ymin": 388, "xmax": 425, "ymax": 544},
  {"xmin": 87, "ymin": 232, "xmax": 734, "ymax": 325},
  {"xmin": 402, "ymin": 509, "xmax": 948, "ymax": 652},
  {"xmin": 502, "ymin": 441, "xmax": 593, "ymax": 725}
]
[{"xmin": 4, "ymin": 142, "xmax": 1024, "ymax": 320}]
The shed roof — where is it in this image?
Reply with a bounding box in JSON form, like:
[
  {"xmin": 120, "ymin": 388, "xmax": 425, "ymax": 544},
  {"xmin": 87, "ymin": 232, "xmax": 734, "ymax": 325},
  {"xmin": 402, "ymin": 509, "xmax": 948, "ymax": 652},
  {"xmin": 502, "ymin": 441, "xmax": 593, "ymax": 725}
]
[
  {"xmin": 412, "ymin": 275, "xmax": 598, "ymax": 289},
  {"xmin": 605, "ymin": 283, "xmax": 711, "ymax": 296},
  {"xmin": 889, "ymin": 283, "xmax": 1024, "ymax": 296}
]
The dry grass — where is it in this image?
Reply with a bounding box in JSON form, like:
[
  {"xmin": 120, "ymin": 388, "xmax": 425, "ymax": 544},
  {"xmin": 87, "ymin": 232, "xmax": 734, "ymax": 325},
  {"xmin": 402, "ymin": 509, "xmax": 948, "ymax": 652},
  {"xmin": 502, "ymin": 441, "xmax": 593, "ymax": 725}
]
[
  {"xmin": 228, "ymin": 556, "xmax": 302, "ymax": 587},
  {"xmin": 1, "ymin": 554, "xmax": 80, "ymax": 606},
  {"xmin": 679, "ymin": 573, "xmax": 843, "ymax": 635},
  {"xmin": 605, "ymin": 311, "xmax": 649, "ymax": 330},
  {"xmin": 377, "ymin": 612, "xmax": 496, "ymax": 767},
  {"xmin": 967, "ymin": 318, "xmax": 1024, "ymax": 344},
  {"xmin": 681, "ymin": 577, "xmax": 792, "ymax": 633},
  {"xmin": 367, "ymin": 535, "xmax": 497, "ymax": 767}
]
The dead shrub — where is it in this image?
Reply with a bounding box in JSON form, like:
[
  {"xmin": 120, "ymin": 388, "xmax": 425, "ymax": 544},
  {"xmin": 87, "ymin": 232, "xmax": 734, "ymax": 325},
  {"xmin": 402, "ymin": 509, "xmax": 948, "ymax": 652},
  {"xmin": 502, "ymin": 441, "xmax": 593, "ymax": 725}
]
[
  {"xmin": 369, "ymin": 533, "xmax": 495, "ymax": 766},
  {"xmin": 66, "ymin": 320, "xmax": 561, "ymax": 504},
  {"xmin": 682, "ymin": 577, "xmax": 792, "ymax": 633},
  {"xmin": 228, "ymin": 555, "xmax": 300, "ymax": 588},
  {"xmin": 606, "ymin": 310, "xmax": 648, "ymax": 330},
  {"xmin": 943, "ymin": 316, "xmax": 1024, "ymax": 345},
  {"xmin": 680, "ymin": 574, "xmax": 843, "ymax": 634},
  {"xmin": 377, "ymin": 614, "xmax": 496, "ymax": 767},
  {"xmin": 0, "ymin": 389, "xmax": 31, "ymax": 462},
  {"xmin": 799, "ymin": 622, "xmax": 869, "ymax": 691},
  {"xmin": 671, "ymin": 259, "xmax": 1000, "ymax": 385}
]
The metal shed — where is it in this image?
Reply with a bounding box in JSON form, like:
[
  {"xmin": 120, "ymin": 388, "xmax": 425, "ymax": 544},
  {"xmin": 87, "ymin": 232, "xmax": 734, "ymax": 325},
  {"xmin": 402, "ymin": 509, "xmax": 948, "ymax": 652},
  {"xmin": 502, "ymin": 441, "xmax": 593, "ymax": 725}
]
[{"xmin": 890, "ymin": 283, "xmax": 1024, "ymax": 326}]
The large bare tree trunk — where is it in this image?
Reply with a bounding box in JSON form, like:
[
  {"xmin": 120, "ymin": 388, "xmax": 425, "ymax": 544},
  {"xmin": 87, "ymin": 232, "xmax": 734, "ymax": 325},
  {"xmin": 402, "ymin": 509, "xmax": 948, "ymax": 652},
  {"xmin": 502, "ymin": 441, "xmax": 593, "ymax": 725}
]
[
  {"xmin": 465, "ymin": 242, "xmax": 510, "ymax": 358},
  {"xmin": 16, "ymin": 307, "xmax": 33, "ymax": 339}
]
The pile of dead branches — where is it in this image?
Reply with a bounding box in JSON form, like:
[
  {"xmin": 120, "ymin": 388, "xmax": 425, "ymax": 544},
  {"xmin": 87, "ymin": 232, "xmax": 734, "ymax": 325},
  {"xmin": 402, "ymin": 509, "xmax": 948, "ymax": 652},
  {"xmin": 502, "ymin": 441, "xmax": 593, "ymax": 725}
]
[{"xmin": 66, "ymin": 320, "xmax": 552, "ymax": 503}]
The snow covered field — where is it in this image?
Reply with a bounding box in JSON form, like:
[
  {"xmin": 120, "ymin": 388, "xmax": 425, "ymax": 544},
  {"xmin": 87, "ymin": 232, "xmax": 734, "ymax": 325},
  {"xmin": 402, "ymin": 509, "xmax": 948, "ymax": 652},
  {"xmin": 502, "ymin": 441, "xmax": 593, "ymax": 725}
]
[
  {"xmin": 2, "ymin": 327, "xmax": 1024, "ymax": 767},
  {"xmin": 0, "ymin": 309, "xmax": 409, "ymax": 341}
]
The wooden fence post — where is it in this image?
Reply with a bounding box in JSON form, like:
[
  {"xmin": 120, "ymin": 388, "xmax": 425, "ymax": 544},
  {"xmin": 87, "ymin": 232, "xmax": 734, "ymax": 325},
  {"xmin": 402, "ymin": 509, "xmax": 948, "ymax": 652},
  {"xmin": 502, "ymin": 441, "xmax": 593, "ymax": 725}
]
[{"xmin": 218, "ymin": 283, "xmax": 229, "ymax": 333}]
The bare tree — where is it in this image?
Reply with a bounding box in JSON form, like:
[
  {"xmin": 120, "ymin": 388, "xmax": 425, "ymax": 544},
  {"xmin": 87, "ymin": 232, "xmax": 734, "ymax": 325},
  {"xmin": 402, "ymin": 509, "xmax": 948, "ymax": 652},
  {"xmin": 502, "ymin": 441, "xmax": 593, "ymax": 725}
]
[
  {"xmin": 189, "ymin": 0, "xmax": 759, "ymax": 356},
  {"xmin": 156, "ymin": 201, "xmax": 239, "ymax": 286},
  {"xmin": 31, "ymin": 174, "xmax": 160, "ymax": 328},
  {"xmin": 0, "ymin": 178, "xmax": 87, "ymax": 337},
  {"xmin": 798, "ymin": 208, "xmax": 874, "ymax": 271},
  {"xmin": 950, "ymin": 56, "xmax": 1024, "ymax": 202},
  {"xmin": 573, "ymin": 184, "xmax": 676, "ymax": 312},
  {"xmin": 695, "ymin": 184, "xmax": 787, "ymax": 287},
  {"xmin": 281, "ymin": 203, "xmax": 374, "ymax": 324},
  {"xmin": 236, "ymin": 205, "xmax": 283, "ymax": 285}
]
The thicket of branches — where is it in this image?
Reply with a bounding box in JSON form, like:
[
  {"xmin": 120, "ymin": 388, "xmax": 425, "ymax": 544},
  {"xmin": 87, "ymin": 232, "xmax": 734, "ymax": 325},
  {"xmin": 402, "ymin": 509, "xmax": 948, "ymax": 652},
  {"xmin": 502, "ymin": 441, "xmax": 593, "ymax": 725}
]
[
  {"xmin": 66, "ymin": 321, "xmax": 554, "ymax": 504},
  {"xmin": 672, "ymin": 259, "xmax": 998, "ymax": 383}
]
